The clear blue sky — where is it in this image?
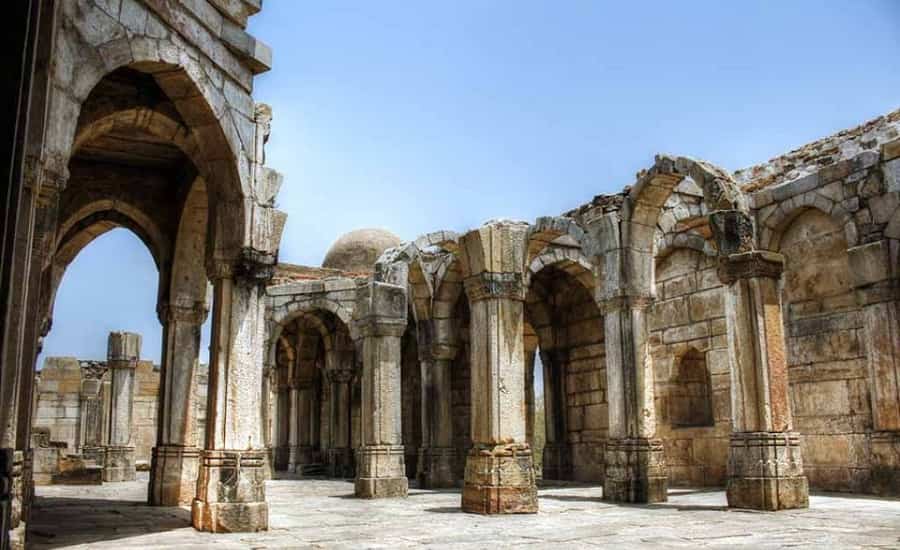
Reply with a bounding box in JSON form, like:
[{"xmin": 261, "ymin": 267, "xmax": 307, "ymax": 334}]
[{"xmin": 41, "ymin": 0, "xmax": 900, "ymax": 365}]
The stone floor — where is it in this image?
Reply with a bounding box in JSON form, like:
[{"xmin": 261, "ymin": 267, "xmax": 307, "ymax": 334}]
[{"xmin": 27, "ymin": 473, "xmax": 900, "ymax": 549}]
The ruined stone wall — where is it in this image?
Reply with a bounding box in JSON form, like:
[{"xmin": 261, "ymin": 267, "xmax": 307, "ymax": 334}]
[
  {"xmin": 33, "ymin": 359, "xmax": 83, "ymax": 454},
  {"xmin": 650, "ymin": 249, "xmax": 730, "ymax": 487},
  {"xmin": 132, "ymin": 361, "xmax": 159, "ymax": 468}
]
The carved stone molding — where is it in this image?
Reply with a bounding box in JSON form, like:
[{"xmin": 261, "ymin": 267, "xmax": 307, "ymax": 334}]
[
  {"xmin": 463, "ymin": 272, "xmax": 525, "ymax": 302},
  {"xmin": 717, "ymin": 250, "xmax": 785, "ymax": 285}
]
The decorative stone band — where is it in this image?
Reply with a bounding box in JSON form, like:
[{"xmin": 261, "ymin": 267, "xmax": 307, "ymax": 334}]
[
  {"xmin": 199, "ymin": 449, "xmax": 268, "ymax": 470},
  {"xmin": 463, "ymin": 272, "xmax": 526, "ymax": 303},
  {"xmin": 598, "ymin": 294, "xmax": 653, "ymax": 314},
  {"xmin": 717, "ymin": 250, "xmax": 785, "ymax": 285},
  {"xmin": 290, "ymin": 377, "xmax": 316, "ymax": 391},
  {"xmin": 727, "ymin": 431, "xmax": 804, "ymax": 479},
  {"xmin": 354, "ymin": 318, "xmax": 406, "ymax": 338},
  {"xmin": 25, "ymin": 154, "xmax": 69, "ymax": 205}
]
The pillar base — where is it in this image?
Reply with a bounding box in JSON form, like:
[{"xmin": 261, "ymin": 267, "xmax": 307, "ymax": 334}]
[
  {"xmin": 148, "ymin": 445, "xmax": 200, "ymax": 506},
  {"xmin": 7, "ymin": 450, "xmax": 23, "ymax": 548},
  {"xmin": 192, "ymin": 450, "xmax": 268, "ymax": 533},
  {"xmin": 273, "ymin": 445, "xmax": 289, "ymax": 472},
  {"xmin": 417, "ymin": 446, "xmax": 457, "ymax": 488},
  {"xmin": 102, "ymin": 446, "xmax": 135, "ymax": 482},
  {"xmin": 462, "ymin": 444, "xmax": 538, "ymax": 514},
  {"xmin": 604, "ymin": 438, "xmax": 668, "ymax": 503},
  {"xmin": 726, "ymin": 432, "xmax": 808, "ymax": 511},
  {"xmin": 327, "ymin": 447, "xmax": 355, "ymax": 478},
  {"xmin": 541, "ymin": 443, "xmax": 572, "ymax": 481},
  {"xmin": 355, "ymin": 445, "xmax": 408, "ymax": 498},
  {"xmin": 870, "ymin": 431, "xmax": 900, "ymax": 496},
  {"xmin": 81, "ymin": 445, "xmax": 105, "ymax": 466},
  {"xmin": 287, "ymin": 446, "xmax": 315, "ymax": 474}
]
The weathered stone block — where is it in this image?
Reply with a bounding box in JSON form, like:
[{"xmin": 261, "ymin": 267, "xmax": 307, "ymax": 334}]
[{"xmin": 462, "ymin": 444, "xmax": 538, "ymax": 514}]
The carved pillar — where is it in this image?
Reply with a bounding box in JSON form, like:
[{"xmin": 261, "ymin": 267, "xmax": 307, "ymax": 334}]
[
  {"xmin": 326, "ymin": 369, "xmax": 354, "ymax": 477},
  {"xmin": 294, "ymin": 378, "xmax": 316, "ymax": 472},
  {"xmin": 416, "ymin": 324, "xmax": 456, "ymax": 488},
  {"xmin": 286, "ymin": 382, "xmax": 300, "ymax": 473},
  {"xmin": 354, "ymin": 281, "xmax": 408, "ymax": 498},
  {"xmin": 848, "ymin": 240, "xmax": 900, "ymax": 495},
  {"xmin": 460, "ymin": 221, "xmax": 538, "ymax": 514},
  {"xmin": 719, "ymin": 250, "xmax": 808, "ymax": 510},
  {"xmin": 150, "ymin": 304, "xmax": 207, "ymax": 506},
  {"xmin": 524, "ymin": 346, "xmax": 536, "ymax": 447},
  {"xmin": 192, "ymin": 258, "xmax": 271, "ymax": 533},
  {"xmin": 102, "ymin": 332, "xmax": 140, "ymax": 482},
  {"xmin": 78, "ymin": 365, "xmax": 106, "ymax": 464},
  {"xmin": 540, "ymin": 349, "xmax": 572, "ymax": 481},
  {"xmin": 602, "ymin": 294, "xmax": 667, "ymax": 503}
]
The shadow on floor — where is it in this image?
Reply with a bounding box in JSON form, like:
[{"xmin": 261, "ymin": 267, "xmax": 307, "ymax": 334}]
[{"xmin": 27, "ymin": 496, "xmax": 191, "ymax": 549}]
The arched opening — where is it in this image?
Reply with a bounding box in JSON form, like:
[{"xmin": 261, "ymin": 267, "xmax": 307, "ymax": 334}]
[
  {"xmin": 33, "ymin": 229, "xmax": 160, "ymax": 495},
  {"xmin": 271, "ymin": 309, "xmax": 358, "ymax": 479},
  {"xmin": 778, "ymin": 208, "xmax": 864, "ymax": 492},
  {"xmin": 525, "ymin": 262, "xmax": 605, "ymax": 482},
  {"xmin": 649, "ymin": 247, "xmax": 729, "ymax": 487}
]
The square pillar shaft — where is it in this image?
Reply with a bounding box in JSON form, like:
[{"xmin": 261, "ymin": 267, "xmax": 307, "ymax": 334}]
[
  {"xmin": 150, "ymin": 304, "xmax": 205, "ymax": 506},
  {"xmin": 103, "ymin": 331, "xmax": 140, "ymax": 482},
  {"xmin": 602, "ymin": 297, "xmax": 667, "ymax": 503},
  {"xmin": 354, "ymin": 281, "xmax": 408, "ymax": 498},
  {"xmin": 192, "ymin": 268, "xmax": 269, "ymax": 533},
  {"xmin": 720, "ymin": 251, "xmax": 808, "ymax": 510}
]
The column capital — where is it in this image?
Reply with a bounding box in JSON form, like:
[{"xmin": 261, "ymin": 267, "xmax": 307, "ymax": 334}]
[
  {"xmin": 325, "ymin": 368, "xmax": 354, "ymax": 384},
  {"xmin": 717, "ymin": 250, "xmax": 784, "ymax": 285},
  {"xmin": 354, "ymin": 280, "xmax": 407, "ymax": 336},
  {"xmin": 158, "ymin": 302, "xmax": 209, "ymax": 325},
  {"xmin": 107, "ymin": 331, "xmax": 141, "ymax": 366},
  {"xmin": 599, "ymin": 294, "xmax": 653, "ymax": 314},
  {"xmin": 207, "ymin": 248, "xmax": 276, "ymax": 285},
  {"xmin": 463, "ymin": 272, "xmax": 525, "ymax": 302}
]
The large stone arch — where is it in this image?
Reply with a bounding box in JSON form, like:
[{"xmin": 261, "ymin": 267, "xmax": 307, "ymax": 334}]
[{"xmin": 758, "ymin": 194, "xmax": 857, "ymax": 251}]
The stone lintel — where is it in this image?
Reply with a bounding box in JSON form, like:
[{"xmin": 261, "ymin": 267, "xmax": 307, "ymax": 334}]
[
  {"xmin": 726, "ymin": 431, "xmax": 808, "ymax": 511},
  {"xmin": 718, "ymin": 250, "xmax": 785, "ymax": 285},
  {"xmin": 462, "ymin": 443, "xmax": 538, "ymax": 514},
  {"xmin": 603, "ymin": 437, "xmax": 668, "ymax": 504},
  {"xmin": 354, "ymin": 281, "xmax": 407, "ymax": 329}
]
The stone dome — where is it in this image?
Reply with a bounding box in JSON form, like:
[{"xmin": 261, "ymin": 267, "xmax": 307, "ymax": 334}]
[{"xmin": 322, "ymin": 228, "xmax": 402, "ymax": 273}]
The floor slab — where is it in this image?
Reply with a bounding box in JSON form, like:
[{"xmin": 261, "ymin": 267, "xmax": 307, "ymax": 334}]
[{"xmin": 26, "ymin": 473, "xmax": 900, "ymax": 548}]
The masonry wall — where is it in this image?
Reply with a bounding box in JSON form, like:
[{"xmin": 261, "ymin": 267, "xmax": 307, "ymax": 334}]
[{"xmin": 650, "ymin": 249, "xmax": 730, "ymax": 487}]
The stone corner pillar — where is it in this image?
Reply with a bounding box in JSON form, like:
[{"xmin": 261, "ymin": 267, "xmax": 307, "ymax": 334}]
[
  {"xmin": 718, "ymin": 250, "xmax": 808, "ymax": 510},
  {"xmin": 149, "ymin": 303, "xmax": 207, "ymax": 506},
  {"xmin": 601, "ymin": 294, "xmax": 668, "ymax": 504},
  {"xmin": 103, "ymin": 331, "xmax": 140, "ymax": 483},
  {"xmin": 353, "ymin": 280, "xmax": 409, "ymax": 498},
  {"xmin": 848, "ymin": 240, "xmax": 900, "ymax": 496},
  {"xmin": 459, "ymin": 221, "xmax": 538, "ymax": 514},
  {"xmin": 192, "ymin": 257, "xmax": 270, "ymax": 533},
  {"xmin": 416, "ymin": 331, "xmax": 457, "ymax": 489}
]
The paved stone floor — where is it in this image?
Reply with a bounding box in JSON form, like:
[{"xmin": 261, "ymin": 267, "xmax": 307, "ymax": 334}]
[{"xmin": 27, "ymin": 473, "xmax": 900, "ymax": 549}]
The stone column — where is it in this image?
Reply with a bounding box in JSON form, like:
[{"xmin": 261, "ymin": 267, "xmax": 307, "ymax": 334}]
[
  {"xmin": 848, "ymin": 240, "xmax": 900, "ymax": 495},
  {"xmin": 326, "ymin": 369, "xmax": 354, "ymax": 477},
  {"xmin": 192, "ymin": 259, "xmax": 270, "ymax": 533},
  {"xmin": 150, "ymin": 304, "xmax": 207, "ymax": 506},
  {"xmin": 719, "ymin": 250, "xmax": 808, "ymax": 510},
  {"xmin": 417, "ymin": 334, "xmax": 456, "ymax": 489},
  {"xmin": 602, "ymin": 295, "xmax": 668, "ymax": 503},
  {"xmin": 274, "ymin": 384, "xmax": 289, "ymax": 471},
  {"xmin": 286, "ymin": 382, "xmax": 300, "ymax": 473},
  {"xmin": 460, "ymin": 221, "xmax": 538, "ymax": 514},
  {"xmin": 294, "ymin": 378, "xmax": 316, "ymax": 472},
  {"xmin": 524, "ymin": 347, "xmax": 536, "ymax": 447},
  {"xmin": 354, "ymin": 281, "xmax": 408, "ymax": 498},
  {"xmin": 540, "ymin": 349, "xmax": 572, "ymax": 481},
  {"xmin": 103, "ymin": 332, "xmax": 140, "ymax": 482},
  {"xmin": 78, "ymin": 368, "xmax": 105, "ymax": 464}
]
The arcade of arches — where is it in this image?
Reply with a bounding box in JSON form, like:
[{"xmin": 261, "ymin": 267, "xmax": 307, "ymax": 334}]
[{"xmin": 3, "ymin": 1, "xmax": 900, "ymax": 548}]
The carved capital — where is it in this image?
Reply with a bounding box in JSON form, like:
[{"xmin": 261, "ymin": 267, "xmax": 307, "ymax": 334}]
[
  {"xmin": 463, "ymin": 272, "xmax": 525, "ymax": 302},
  {"xmin": 709, "ymin": 209, "xmax": 755, "ymax": 257},
  {"xmin": 599, "ymin": 294, "xmax": 653, "ymax": 314},
  {"xmin": 207, "ymin": 248, "xmax": 276, "ymax": 285},
  {"xmin": 718, "ymin": 250, "xmax": 784, "ymax": 285},
  {"xmin": 158, "ymin": 302, "xmax": 208, "ymax": 325},
  {"xmin": 326, "ymin": 369, "xmax": 354, "ymax": 385}
]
